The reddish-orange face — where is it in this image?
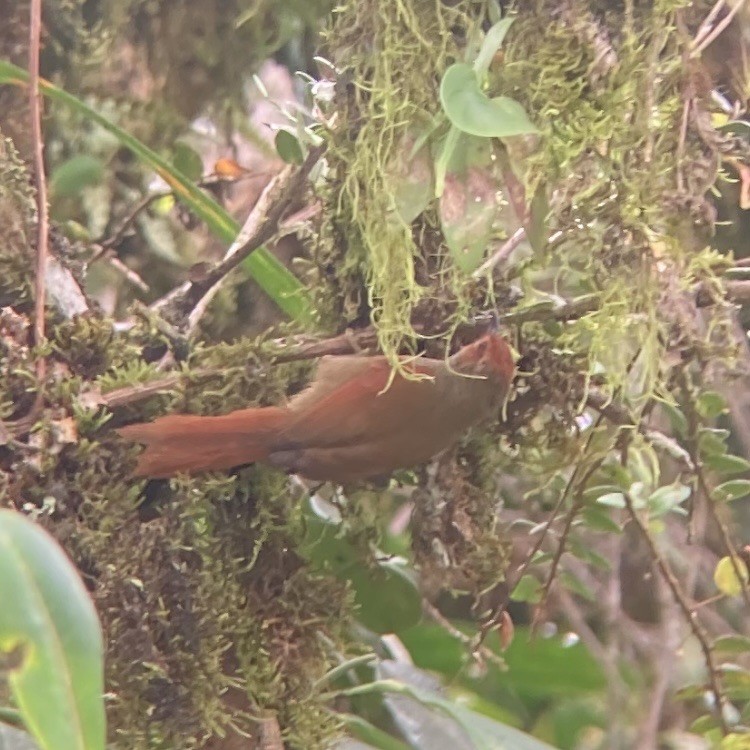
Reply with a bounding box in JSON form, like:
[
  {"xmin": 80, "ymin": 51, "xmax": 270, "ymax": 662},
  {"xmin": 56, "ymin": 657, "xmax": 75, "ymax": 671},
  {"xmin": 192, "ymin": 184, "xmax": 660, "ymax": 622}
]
[{"xmin": 453, "ymin": 332, "xmax": 515, "ymax": 385}]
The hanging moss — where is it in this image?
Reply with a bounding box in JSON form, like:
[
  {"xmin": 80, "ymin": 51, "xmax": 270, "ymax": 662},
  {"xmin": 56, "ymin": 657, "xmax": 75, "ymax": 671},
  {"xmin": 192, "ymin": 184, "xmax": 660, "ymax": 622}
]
[{"xmin": 319, "ymin": 0, "xmax": 485, "ymax": 364}]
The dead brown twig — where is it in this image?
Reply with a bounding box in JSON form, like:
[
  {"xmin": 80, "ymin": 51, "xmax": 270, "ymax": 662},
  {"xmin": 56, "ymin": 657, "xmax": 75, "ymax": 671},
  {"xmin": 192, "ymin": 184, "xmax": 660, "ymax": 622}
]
[
  {"xmin": 151, "ymin": 144, "xmax": 325, "ymax": 331},
  {"xmin": 6, "ymin": 0, "xmax": 49, "ymax": 438}
]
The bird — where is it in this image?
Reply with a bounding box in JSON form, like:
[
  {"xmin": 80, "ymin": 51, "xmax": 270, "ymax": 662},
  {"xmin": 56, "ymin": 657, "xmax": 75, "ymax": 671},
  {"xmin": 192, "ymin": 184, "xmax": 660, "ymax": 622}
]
[{"xmin": 117, "ymin": 332, "xmax": 515, "ymax": 483}]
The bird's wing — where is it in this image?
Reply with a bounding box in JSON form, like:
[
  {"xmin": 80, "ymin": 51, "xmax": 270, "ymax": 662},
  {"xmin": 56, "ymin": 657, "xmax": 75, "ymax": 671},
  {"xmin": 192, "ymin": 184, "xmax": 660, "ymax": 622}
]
[{"xmin": 277, "ymin": 355, "xmax": 441, "ymax": 449}]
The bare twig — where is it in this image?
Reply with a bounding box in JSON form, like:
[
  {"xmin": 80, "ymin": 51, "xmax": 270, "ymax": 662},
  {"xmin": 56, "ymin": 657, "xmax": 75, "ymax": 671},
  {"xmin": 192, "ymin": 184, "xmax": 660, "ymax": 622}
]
[
  {"xmin": 92, "ymin": 248, "xmax": 150, "ymax": 292},
  {"xmin": 97, "ymin": 171, "xmax": 274, "ymax": 251},
  {"xmin": 9, "ymin": 0, "xmax": 49, "ymax": 438},
  {"xmin": 472, "ymin": 228, "xmax": 526, "ymax": 279},
  {"xmin": 422, "ymin": 600, "xmax": 506, "ymax": 669},
  {"xmin": 623, "ymin": 491, "xmax": 728, "ymax": 733},
  {"xmin": 153, "ymin": 144, "xmax": 325, "ymax": 329},
  {"xmin": 692, "ymin": 0, "xmax": 748, "ymax": 55}
]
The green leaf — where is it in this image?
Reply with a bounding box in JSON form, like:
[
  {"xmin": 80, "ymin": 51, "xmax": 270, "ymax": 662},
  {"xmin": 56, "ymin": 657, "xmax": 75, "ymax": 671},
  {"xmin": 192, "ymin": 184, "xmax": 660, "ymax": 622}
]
[
  {"xmin": 660, "ymin": 401, "xmax": 687, "ymax": 438},
  {"xmin": 699, "ymin": 428, "xmax": 728, "ymax": 458},
  {"xmin": 715, "ymin": 479, "xmax": 750, "ymax": 502},
  {"xmin": 560, "ymin": 571, "xmax": 595, "ymax": 602},
  {"xmin": 348, "ymin": 559, "xmax": 422, "ymax": 634},
  {"xmin": 0, "ymin": 510, "xmax": 105, "ymax": 750},
  {"xmin": 0, "ymin": 60, "xmax": 310, "ymax": 322},
  {"xmin": 511, "ymin": 575, "xmax": 542, "ymax": 603},
  {"xmin": 50, "ymin": 155, "xmax": 104, "ymax": 199},
  {"xmin": 298, "ymin": 498, "xmax": 421, "ymax": 633},
  {"xmin": 581, "ymin": 508, "xmax": 622, "ymax": 533},
  {"xmin": 472, "ymin": 17, "xmax": 516, "ymax": 77},
  {"xmin": 340, "ymin": 681, "xmax": 559, "ymax": 750},
  {"xmin": 714, "ymin": 556, "xmax": 749, "ymax": 596},
  {"xmin": 439, "ymin": 63, "xmax": 538, "ymax": 138},
  {"xmin": 440, "ymin": 168, "xmax": 498, "ymax": 273},
  {"xmin": 696, "ymin": 390, "xmax": 728, "ymax": 420},
  {"xmin": 172, "ymin": 142, "xmax": 203, "ymax": 182},
  {"xmin": 339, "ymin": 714, "xmax": 412, "ymax": 750},
  {"xmin": 713, "ymin": 635, "xmax": 750, "ymax": 654},
  {"xmin": 647, "ymin": 482, "xmax": 691, "ymax": 517},
  {"xmin": 391, "ymin": 134, "xmax": 433, "ymax": 223},
  {"xmin": 704, "ymin": 453, "xmax": 750, "ymax": 476},
  {"xmin": 595, "ymin": 491, "xmax": 626, "ymax": 509},
  {"xmin": 275, "ymin": 129, "xmax": 304, "ymax": 166}
]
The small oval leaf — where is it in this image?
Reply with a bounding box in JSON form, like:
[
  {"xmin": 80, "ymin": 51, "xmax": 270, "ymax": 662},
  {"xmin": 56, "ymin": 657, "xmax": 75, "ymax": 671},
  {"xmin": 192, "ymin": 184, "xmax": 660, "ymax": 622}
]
[
  {"xmin": 714, "ymin": 555, "xmax": 749, "ymax": 596},
  {"xmin": 716, "ymin": 479, "xmax": 750, "ymax": 502},
  {"xmin": 704, "ymin": 453, "xmax": 750, "ymax": 476},
  {"xmin": 275, "ymin": 129, "xmax": 304, "ymax": 165}
]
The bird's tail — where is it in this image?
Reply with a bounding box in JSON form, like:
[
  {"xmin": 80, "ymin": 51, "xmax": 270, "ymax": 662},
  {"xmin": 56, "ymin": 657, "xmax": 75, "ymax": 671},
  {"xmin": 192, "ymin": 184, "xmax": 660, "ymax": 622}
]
[{"xmin": 117, "ymin": 407, "xmax": 289, "ymax": 478}]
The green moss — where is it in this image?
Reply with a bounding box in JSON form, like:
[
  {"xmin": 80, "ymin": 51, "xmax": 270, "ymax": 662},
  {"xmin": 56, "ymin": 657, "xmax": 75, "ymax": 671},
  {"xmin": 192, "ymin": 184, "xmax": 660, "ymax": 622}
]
[
  {"xmin": 0, "ymin": 135, "xmax": 37, "ymax": 309},
  {"xmin": 320, "ymin": 0, "xmax": 483, "ymax": 364},
  {"xmin": 0, "ymin": 298, "xmax": 353, "ymax": 749}
]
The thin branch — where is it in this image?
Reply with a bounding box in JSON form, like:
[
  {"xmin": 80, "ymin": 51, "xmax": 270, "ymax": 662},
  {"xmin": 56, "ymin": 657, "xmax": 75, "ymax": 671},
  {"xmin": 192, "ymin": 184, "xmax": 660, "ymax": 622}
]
[
  {"xmin": 96, "ymin": 171, "xmax": 274, "ymax": 251},
  {"xmin": 692, "ymin": 0, "xmax": 748, "ymax": 55},
  {"xmin": 623, "ymin": 491, "xmax": 728, "ymax": 733},
  {"xmin": 472, "ymin": 228, "xmax": 526, "ymax": 279},
  {"xmin": 153, "ymin": 144, "xmax": 325, "ymax": 328},
  {"xmin": 422, "ymin": 601, "xmax": 506, "ymax": 670},
  {"xmin": 17, "ymin": 0, "xmax": 48, "ymax": 433}
]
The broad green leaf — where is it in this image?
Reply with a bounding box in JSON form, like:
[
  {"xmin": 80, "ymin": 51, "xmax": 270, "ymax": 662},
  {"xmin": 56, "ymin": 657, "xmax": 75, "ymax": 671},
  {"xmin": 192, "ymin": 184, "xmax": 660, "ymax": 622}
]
[
  {"xmin": 172, "ymin": 142, "xmax": 203, "ymax": 182},
  {"xmin": 298, "ymin": 498, "xmax": 421, "ymax": 633},
  {"xmin": 720, "ymin": 732, "xmax": 750, "ymax": 750},
  {"xmin": 473, "ymin": 18, "xmax": 516, "ymax": 77},
  {"xmin": 0, "ymin": 510, "xmax": 105, "ymax": 750},
  {"xmin": 347, "ymin": 560, "xmax": 422, "ymax": 634},
  {"xmin": 50, "ymin": 155, "xmax": 104, "ymax": 198},
  {"xmin": 440, "ymin": 168, "xmax": 498, "ymax": 273},
  {"xmin": 699, "ymin": 428, "xmax": 728, "ymax": 458},
  {"xmin": 501, "ymin": 629, "xmax": 607, "ymax": 698},
  {"xmin": 0, "ymin": 60, "xmax": 310, "ymax": 322},
  {"xmin": 559, "ymin": 571, "xmax": 595, "ymax": 602},
  {"xmin": 340, "ymin": 680, "xmax": 559, "ymax": 750},
  {"xmin": 440, "ymin": 63, "xmax": 537, "ymax": 138},
  {"xmin": 581, "ymin": 485, "xmax": 624, "ymax": 503},
  {"xmin": 722, "ymin": 667, "xmax": 750, "ymax": 701},
  {"xmin": 715, "ymin": 479, "xmax": 750, "ymax": 502},
  {"xmin": 660, "ymin": 401, "xmax": 687, "ymax": 438},
  {"xmin": 568, "ymin": 540, "xmax": 612, "ymax": 571},
  {"xmin": 714, "ymin": 556, "xmax": 749, "ymax": 596},
  {"xmin": 275, "ymin": 129, "xmax": 304, "ymax": 165},
  {"xmin": 390, "ymin": 134, "xmax": 433, "ymax": 223}
]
